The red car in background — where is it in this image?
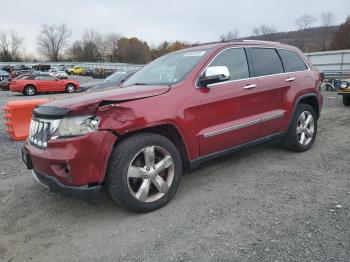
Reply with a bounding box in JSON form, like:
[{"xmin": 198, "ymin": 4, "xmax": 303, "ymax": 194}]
[{"xmin": 10, "ymin": 74, "xmax": 80, "ymax": 96}]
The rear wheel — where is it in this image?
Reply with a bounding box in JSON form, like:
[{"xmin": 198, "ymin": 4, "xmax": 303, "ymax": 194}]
[
  {"xmin": 343, "ymin": 95, "xmax": 350, "ymax": 106},
  {"xmin": 23, "ymin": 85, "xmax": 36, "ymax": 96},
  {"xmin": 65, "ymin": 84, "xmax": 76, "ymax": 93},
  {"xmin": 282, "ymin": 103, "xmax": 317, "ymax": 152},
  {"xmin": 106, "ymin": 133, "xmax": 182, "ymax": 212}
]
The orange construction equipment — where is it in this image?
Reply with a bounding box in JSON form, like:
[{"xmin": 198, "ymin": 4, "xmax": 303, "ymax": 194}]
[{"xmin": 3, "ymin": 99, "xmax": 49, "ymax": 141}]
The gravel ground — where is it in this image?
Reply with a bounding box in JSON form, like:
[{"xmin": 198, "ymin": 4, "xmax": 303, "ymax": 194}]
[{"xmin": 0, "ymin": 80, "xmax": 349, "ymax": 262}]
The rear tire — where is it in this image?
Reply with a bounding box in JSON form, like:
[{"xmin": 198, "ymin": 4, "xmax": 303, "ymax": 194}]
[
  {"xmin": 23, "ymin": 85, "xmax": 36, "ymax": 96},
  {"xmin": 106, "ymin": 133, "xmax": 182, "ymax": 213},
  {"xmin": 343, "ymin": 95, "xmax": 350, "ymax": 106},
  {"xmin": 65, "ymin": 84, "xmax": 76, "ymax": 93},
  {"xmin": 282, "ymin": 103, "xmax": 317, "ymax": 152}
]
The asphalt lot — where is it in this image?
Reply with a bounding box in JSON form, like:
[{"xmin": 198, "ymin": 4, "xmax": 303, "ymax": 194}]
[{"xmin": 0, "ymin": 78, "xmax": 349, "ymax": 262}]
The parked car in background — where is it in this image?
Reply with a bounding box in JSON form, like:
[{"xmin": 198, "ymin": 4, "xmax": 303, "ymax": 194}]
[
  {"xmin": 49, "ymin": 69, "xmax": 68, "ymax": 79},
  {"xmin": 0, "ymin": 79, "xmax": 11, "ymax": 90},
  {"xmin": 81, "ymin": 68, "xmax": 94, "ymax": 76},
  {"xmin": 92, "ymin": 68, "xmax": 116, "ymax": 78},
  {"xmin": 10, "ymin": 74, "xmax": 79, "ymax": 95},
  {"xmin": 0, "ymin": 69, "xmax": 9, "ymax": 82},
  {"xmin": 22, "ymin": 41, "xmax": 323, "ymax": 212},
  {"xmin": 32, "ymin": 64, "xmax": 51, "ymax": 72},
  {"xmin": 80, "ymin": 71, "xmax": 136, "ymax": 92},
  {"xmin": 66, "ymin": 66, "xmax": 86, "ymax": 75},
  {"xmin": 338, "ymin": 78, "xmax": 350, "ymax": 106}
]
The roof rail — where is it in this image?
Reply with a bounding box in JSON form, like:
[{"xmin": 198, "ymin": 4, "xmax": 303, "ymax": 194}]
[{"xmin": 242, "ymin": 40, "xmax": 280, "ymax": 44}]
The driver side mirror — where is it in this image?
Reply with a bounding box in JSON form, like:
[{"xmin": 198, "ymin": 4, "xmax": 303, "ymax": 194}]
[{"xmin": 198, "ymin": 66, "xmax": 230, "ymax": 87}]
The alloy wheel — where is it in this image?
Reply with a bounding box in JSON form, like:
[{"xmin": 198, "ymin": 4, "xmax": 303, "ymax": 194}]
[
  {"xmin": 67, "ymin": 85, "xmax": 75, "ymax": 93},
  {"xmin": 296, "ymin": 111, "xmax": 314, "ymax": 146},
  {"xmin": 127, "ymin": 146, "xmax": 174, "ymax": 202},
  {"xmin": 26, "ymin": 87, "xmax": 35, "ymax": 95}
]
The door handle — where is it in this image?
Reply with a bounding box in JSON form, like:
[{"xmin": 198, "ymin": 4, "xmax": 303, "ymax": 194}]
[
  {"xmin": 244, "ymin": 84, "xmax": 257, "ymax": 89},
  {"xmin": 286, "ymin": 77, "xmax": 296, "ymax": 82}
]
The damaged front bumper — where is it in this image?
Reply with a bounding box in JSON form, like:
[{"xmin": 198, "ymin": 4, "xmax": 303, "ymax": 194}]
[
  {"xmin": 22, "ymin": 130, "xmax": 117, "ymax": 202},
  {"xmin": 31, "ymin": 170, "xmax": 104, "ymax": 202}
]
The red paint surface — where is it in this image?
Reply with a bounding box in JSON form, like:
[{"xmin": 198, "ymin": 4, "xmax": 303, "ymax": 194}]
[
  {"xmin": 10, "ymin": 78, "xmax": 80, "ymax": 94},
  {"xmin": 24, "ymin": 42, "xmax": 323, "ymax": 186}
]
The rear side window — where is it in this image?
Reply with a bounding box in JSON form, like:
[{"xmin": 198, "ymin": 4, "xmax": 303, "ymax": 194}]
[
  {"xmin": 278, "ymin": 49, "xmax": 308, "ymax": 72},
  {"xmin": 209, "ymin": 48, "xmax": 249, "ymax": 81},
  {"xmin": 251, "ymin": 48, "xmax": 283, "ymax": 76}
]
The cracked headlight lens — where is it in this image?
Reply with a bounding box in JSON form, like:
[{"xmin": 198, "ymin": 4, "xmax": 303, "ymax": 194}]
[{"xmin": 57, "ymin": 116, "xmax": 100, "ymax": 137}]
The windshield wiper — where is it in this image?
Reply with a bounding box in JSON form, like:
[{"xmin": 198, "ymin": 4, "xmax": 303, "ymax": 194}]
[{"xmin": 121, "ymin": 82, "xmax": 149, "ymax": 88}]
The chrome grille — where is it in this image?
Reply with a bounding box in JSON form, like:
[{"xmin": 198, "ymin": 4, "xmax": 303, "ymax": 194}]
[{"xmin": 29, "ymin": 118, "xmax": 61, "ymax": 148}]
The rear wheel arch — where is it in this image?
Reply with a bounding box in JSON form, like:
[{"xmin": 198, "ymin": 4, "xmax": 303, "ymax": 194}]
[
  {"xmin": 298, "ymin": 95, "xmax": 320, "ymax": 119},
  {"xmin": 65, "ymin": 83, "xmax": 76, "ymax": 92},
  {"xmin": 286, "ymin": 94, "xmax": 320, "ymax": 130}
]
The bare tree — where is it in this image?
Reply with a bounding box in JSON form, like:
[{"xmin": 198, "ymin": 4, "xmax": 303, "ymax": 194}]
[
  {"xmin": 37, "ymin": 24, "xmax": 71, "ymax": 61},
  {"xmin": 0, "ymin": 30, "xmax": 24, "ymax": 61},
  {"xmin": 219, "ymin": 30, "xmax": 239, "ymax": 42},
  {"xmin": 331, "ymin": 16, "xmax": 350, "ymax": 50},
  {"xmin": 295, "ymin": 14, "xmax": 317, "ymax": 30},
  {"xmin": 252, "ymin": 25, "xmax": 277, "ymax": 36},
  {"xmin": 103, "ymin": 33, "xmax": 122, "ymax": 62},
  {"xmin": 321, "ymin": 12, "xmax": 336, "ymax": 27}
]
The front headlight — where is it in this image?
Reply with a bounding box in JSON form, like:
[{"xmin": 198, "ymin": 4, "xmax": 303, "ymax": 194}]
[{"xmin": 57, "ymin": 116, "xmax": 100, "ymax": 137}]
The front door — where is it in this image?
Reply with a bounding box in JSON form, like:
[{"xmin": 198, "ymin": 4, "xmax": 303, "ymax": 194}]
[{"xmin": 192, "ymin": 48, "xmax": 261, "ymax": 156}]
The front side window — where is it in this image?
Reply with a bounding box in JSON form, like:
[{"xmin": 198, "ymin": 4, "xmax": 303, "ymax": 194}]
[
  {"xmin": 208, "ymin": 48, "xmax": 249, "ymax": 81},
  {"xmin": 123, "ymin": 49, "xmax": 208, "ymax": 86},
  {"xmin": 278, "ymin": 49, "xmax": 308, "ymax": 72},
  {"xmin": 251, "ymin": 48, "xmax": 284, "ymax": 77},
  {"xmin": 36, "ymin": 75, "xmax": 55, "ymax": 80}
]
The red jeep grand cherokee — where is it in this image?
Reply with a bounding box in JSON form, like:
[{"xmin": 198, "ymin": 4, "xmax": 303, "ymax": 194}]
[{"xmin": 22, "ymin": 41, "xmax": 323, "ymax": 212}]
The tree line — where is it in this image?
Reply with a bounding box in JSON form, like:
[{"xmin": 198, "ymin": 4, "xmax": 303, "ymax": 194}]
[
  {"xmin": 218, "ymin": 13, "xmax": 350, "ymax": 52},
  {"xmin": 0, "ymin": 12, "xmax": 349, "ymax": 63}
]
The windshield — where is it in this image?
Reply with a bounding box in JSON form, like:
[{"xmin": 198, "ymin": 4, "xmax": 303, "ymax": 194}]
[
  {"xmin": 123, "ymin": 49, "xmax": 207, "ymax": 86},
  {"xmin": 105, "ymin": 71, "xmax": 127, "ymax": 82}
]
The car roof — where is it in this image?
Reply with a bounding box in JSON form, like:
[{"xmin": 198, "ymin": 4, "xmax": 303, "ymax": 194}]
[{"xmin": 180, "ymin": 40, "xmax": 297, "ymax": 52}]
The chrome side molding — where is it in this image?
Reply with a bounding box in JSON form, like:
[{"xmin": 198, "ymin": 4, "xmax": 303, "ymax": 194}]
[{"xmin": 203, "ymin": 112, "xmax": 284, "ymax": 138}]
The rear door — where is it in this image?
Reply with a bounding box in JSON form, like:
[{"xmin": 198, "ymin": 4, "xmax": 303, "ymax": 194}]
[
  {"xmin": 194, "ymin": 48, "xmax": 261, "ymax": 156},
  {"xmin": 248, "ymin": 47, "xmax": 290, "ymax": 137}
]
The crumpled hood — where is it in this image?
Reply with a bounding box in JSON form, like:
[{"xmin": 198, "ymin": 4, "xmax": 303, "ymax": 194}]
[{"xmin": 39, "ymin": 85, "xmax": 170, "ymax": 116}]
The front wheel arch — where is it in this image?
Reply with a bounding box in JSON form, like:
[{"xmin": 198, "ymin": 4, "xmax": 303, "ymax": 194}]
[{"xmin": 110, "ymin": 123, "xmax": 191, "ymax": 171}]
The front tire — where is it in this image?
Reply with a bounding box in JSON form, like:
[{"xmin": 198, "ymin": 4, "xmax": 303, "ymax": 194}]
[
  {"xmin": 282, "ymin": 103, "xmax": 317, "ymax": 152},
  {"xmin": 106, "ymin": 133, "xmax": 182, "ymax": 212},
  {"xmin": 23, "ymin": 85, "xmax": 36, "ymax": 96}
]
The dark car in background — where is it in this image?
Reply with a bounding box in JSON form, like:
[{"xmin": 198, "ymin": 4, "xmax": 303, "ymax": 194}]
[
  {"xmin": 0, "ymin": 70, "xmax": 9, "ymax": 82},
  {"xmin": 80, "ymin": 71, "xmax": 136, "ymax": 92},
  {"xmin": 92, "ymin": 68, "xmax": 116, "ymax": 78}
]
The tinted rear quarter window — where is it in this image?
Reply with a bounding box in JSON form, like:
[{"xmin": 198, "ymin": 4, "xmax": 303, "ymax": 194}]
[
  {"xmin": 278, "ymin": 49, "xmax": 308, "ymax": 72},
  {"xmin": 209, "ymin": 48, "xmax": 249, "ymax": 81},
  {"xmin": 251, "ymin": 48, "xmax": 284, "ymax": 77}
]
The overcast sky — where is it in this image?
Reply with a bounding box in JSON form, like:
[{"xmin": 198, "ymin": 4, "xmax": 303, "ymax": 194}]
[{"xmin": 1, "ymin": 0, "xmax": 349, "ymax": 57}]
